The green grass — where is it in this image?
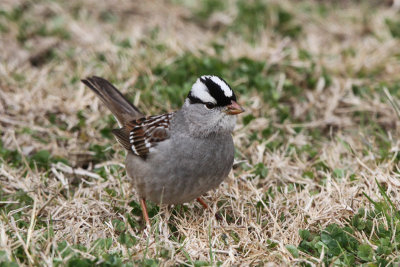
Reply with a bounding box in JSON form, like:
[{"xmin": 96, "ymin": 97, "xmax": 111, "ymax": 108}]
[{"xmin": 292, "ymin": 185, "xmax": 400, "ymax": 266}]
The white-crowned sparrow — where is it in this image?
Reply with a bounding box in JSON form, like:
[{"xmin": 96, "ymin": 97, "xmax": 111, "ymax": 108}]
[{"xmin": 82, "ymin": 75, "xmax": 244, "ymax": 225}]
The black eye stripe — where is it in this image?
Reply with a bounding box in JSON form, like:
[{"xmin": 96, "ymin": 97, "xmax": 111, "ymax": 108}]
[
  {"xmin": 187, "ymin": 76, "xmax": 236, "ymax": 106},
  {"xmin": 200, "ymin": 77, "xmax": 236, "ymax": 107}
]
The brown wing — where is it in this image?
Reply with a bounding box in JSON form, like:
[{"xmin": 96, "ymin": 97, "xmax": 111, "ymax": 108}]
[{"xmin": 112, "ymin": 113, "xmax": 173, "ymax": 158}]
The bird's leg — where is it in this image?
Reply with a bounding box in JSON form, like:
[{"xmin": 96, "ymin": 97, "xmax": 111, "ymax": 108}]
[
  {"xmin": 196, "ymin": 197, "xmax": 209, "ymax": 209},
  {"xmin": 140, "ymin": 198, "xmax": 151, "ymax": 226},
  {"xmin": 196, "ymin": 197, "xmax": 222, "ymax": 221}
]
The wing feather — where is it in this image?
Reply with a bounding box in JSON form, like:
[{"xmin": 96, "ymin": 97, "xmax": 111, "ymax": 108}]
[{"xmin": 112, "ymin": 113, "xmax": 173, "ymax": 158}]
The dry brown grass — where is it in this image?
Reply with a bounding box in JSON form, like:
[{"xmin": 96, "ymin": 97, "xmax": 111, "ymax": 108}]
[{"xmin": 1, "ymin": 0, "xmax": 400, "ymax": 265}]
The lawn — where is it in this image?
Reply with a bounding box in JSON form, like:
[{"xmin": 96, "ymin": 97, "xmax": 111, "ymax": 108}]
[{"xmin": 1, "ymin": 0, "xmax": 400, "ymax": 265}]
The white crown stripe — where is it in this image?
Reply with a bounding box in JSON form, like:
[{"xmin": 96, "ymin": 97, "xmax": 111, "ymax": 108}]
[
  {"xmin": 191, "ymin": 79, "xmax": 217, "ymax": 104},
  {"xmin": 207, "ymin": 75, "xmax": 233, "ymax": 97},
  {"xmin": 190, "ymin": 75, "xmax": 233, "ymax": 104}
]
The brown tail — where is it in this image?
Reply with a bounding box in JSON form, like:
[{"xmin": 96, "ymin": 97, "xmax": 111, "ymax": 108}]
[
  {"xmin": 111, "ymin": 127, "xmax": 132, "ymax": 151},
  {"xmin": 81, "ymin": 76, "xmax": 143, "ymax": 125}
]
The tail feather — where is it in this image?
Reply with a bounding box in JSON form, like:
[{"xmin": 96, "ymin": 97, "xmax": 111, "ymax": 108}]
[
  {"xmin": 112, "ymin": 128, "xmax": 132, "ymax": 151},
  {"xmin": 81, "ymin": 76, "xmax": 143, "ymax": 126}
]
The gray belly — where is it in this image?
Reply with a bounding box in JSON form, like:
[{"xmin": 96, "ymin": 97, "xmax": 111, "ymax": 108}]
[{"xmin": 125, "ymin": 134, "xmax": 234, "ymax": 204}]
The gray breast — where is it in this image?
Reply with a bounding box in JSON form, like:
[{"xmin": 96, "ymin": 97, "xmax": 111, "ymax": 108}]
[{"xmin": 125, "ymin": 132, "xmax": 234, "ymax": 204}]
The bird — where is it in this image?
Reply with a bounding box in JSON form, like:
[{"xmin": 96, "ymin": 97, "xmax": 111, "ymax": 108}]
[{"xmin": 81, "ymin": 75, "xmax": 244, "ymax": 225}]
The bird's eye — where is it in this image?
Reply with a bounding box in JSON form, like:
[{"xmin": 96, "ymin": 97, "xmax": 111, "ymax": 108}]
[{"xmin": 205, "ymin": 102, "xmax": 216, "ymax": 109}]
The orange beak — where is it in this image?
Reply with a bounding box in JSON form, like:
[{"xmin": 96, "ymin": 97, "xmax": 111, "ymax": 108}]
[{"xmin": 224, "ymin": 100, "xmax": 244, "ymax": 115}]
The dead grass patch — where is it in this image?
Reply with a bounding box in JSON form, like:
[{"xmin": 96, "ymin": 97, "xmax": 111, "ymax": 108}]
[{"xmin": 1, "ymin": 0, "xmax": 400, "ymax": 265}]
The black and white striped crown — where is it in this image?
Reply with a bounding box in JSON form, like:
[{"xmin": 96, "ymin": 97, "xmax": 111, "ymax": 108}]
[{"xmin": 187, "ymin": 75, "xmax": 236, "ymax": 107}]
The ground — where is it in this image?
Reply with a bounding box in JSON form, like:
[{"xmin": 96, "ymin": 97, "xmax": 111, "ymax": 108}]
[{"xmin": 1, "ymin": 0, "xmax": 400, "ymax": 266}]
